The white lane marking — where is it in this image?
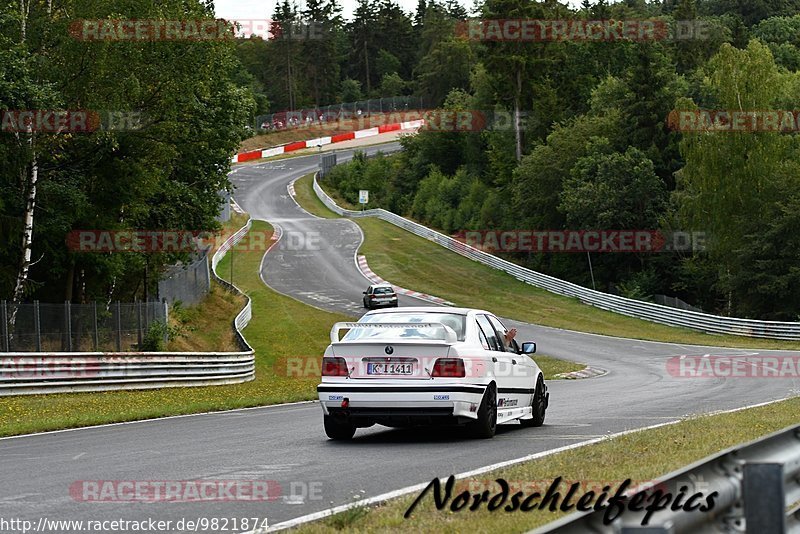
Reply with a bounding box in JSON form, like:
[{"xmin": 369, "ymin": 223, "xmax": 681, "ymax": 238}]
[
  {"xmin": 259, "ymin": 396, "xmax": 797, "ymax": 533},
  {"xmin": 72, "ymin": 452, "xmax": 85, "ymax": 460},
  {"xmin": 259, "ymin": 421, "xmax": 681, "ymax": 533}
]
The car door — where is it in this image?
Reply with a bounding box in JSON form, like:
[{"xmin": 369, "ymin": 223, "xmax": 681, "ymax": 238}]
[
  {"xmin": 485, "ymin": 315, "xmax": 536, "ymax": 410},
  {"xmin": 475, "ymin": 314, "xmax": 518, "ymax": 413},
  {"xmin": 363, "ymin": 286, "xmax": 372, "ymax": 307}
]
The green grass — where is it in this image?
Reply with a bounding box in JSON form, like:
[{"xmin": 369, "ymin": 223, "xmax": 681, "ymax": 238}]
[
  {"xmin": 294, "ymin": 174, "xmax": 341, "ymax": 219},
  {"xmin": 166, "ymin": 288, "xmax": 243, "ymax": 353},
  {"xmin": 291, "ymin": 178, "xmax": 800, "ymax": 350},
  {"xmin": 535, "ymin": 355, "xmax": 587, "ymax": 379},
  {"xmin": 294, "ymin": 396, "xmax": 800, "ymax": 533},
  {"xmin": 0, "ymin": 221, "xmax": 350, "ymax": 437}
]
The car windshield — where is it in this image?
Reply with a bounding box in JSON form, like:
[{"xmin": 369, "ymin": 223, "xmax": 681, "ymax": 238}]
[
  {"xmin": 343, "ymin": 312, "xmax": 467, "ymax": 341},
  {"xmin": 373, "ymin": 287, "xmax": 394, "ymax": 295}
]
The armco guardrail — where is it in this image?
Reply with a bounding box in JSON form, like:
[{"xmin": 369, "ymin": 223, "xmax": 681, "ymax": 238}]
[
  {"xmin": 210, "ymin": 216, "xmax": 256, "ymax": 353},
  {"xmin": 535, "ymin": 423, "xmax": 800, "ymax": 533},
  {"xmin": 0, "ymin": 218, "xmax": 256, "ymax": 396},
  {"xmin": 233, "ymin": 120, "xmax": 424, "ymax": 163},
  {"xmin": 313, "ymin": 174, "xmax": 800, "ymax": 340}
]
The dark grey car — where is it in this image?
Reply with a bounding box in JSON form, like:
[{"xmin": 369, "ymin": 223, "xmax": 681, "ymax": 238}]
[{"xmin": 362, "ymin": 284, "xmax": 399, "ymax": 309}]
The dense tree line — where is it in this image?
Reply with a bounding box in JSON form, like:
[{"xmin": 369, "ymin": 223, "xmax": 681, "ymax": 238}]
[
  {"xmin": 0, "ymin": 0, "xmax": 253, "ymax": 304},
  {"xmin": 237, "ymin": 0, "xmax": 469, "ymax": 113},
  {"xmin": 320, "ymin": 0, "xmax": 800, "ymax": 320},
  {"xmin": 4, "ymin": 0, "xmax": 800, "ymax": 323}
]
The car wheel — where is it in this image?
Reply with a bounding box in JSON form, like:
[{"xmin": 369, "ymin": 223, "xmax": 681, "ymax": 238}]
[
  {"xmin": 521, "ymin": 376, "xmax": 546, "ymax": 428},
  {"xmin": 467, "ymin": 384, "xmax": 497, "ymax": 439},
  {"xmin": 324, "ymin": 415, "xmax": 356, "ymax": 440}
]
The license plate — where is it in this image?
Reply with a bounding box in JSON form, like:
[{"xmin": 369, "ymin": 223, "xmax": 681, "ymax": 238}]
[{"xmin": 367, "ymin": 363, "xmax": 413, "ymax": 375}]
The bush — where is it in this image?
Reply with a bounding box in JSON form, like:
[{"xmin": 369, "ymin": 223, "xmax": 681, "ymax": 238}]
[{"xmin": 141, "ymin": 321, "xmax": 168, "ymax": 352}]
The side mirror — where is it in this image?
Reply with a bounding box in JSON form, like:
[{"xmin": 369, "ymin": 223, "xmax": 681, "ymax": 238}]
[
  {"xmin": 521, "ymin": 342, "xmax": 536, "ymax": 355},
  {"xmin": 363, "ymin": 291, "xmax": 368, "ymax": 294}
]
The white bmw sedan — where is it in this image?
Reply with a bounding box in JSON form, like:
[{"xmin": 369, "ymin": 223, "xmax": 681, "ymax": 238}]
[{"xmin": 317, "ymin": 307, "xmax": 548, "ymax": 440}]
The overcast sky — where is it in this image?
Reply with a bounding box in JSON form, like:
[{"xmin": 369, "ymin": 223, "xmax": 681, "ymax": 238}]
[{"xmin": 214, "ymin": 0, "xmax": 584, "ymax": 22}]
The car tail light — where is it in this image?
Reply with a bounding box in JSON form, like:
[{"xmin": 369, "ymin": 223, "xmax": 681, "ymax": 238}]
[
  {"xmin": 431, "ymin": 358, "xmax": 465, "ymax": 378},
  {"xmin": 322, "ymin": 357, "xmax": 348, "ymax": 376}
]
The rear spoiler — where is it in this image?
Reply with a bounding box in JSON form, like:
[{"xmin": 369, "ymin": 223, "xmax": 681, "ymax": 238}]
[{"xmin": 330, "ymin": 322, "xmax": 458, "ymax": 344}]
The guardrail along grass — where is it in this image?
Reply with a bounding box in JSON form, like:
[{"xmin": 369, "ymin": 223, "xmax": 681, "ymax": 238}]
[
  {"xmin": 297, "ymin": 175, "xmax": 800, "ymax": 350},
  {"xmin": 293, "ymin": 396, "xmax": 800, "ymax": 533},
  {"xmin": 0, "ymin": 220, "xmax": 350, "ymax": 437},
  {"xmin": 294, "ymin": 174, "xmax": 341, "ymax": 219}
]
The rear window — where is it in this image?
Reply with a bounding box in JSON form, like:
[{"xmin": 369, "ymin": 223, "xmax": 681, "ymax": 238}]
[
  {"xmin": 373, "ymin": 287, "xmax": 394, "ymax": 295},
  {"xmin": 343, "ymin": 312, "xmax": 467, "ymax": 341}
]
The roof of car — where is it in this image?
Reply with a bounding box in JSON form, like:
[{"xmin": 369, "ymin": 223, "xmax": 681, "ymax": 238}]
[{"xmin": 363, "ymin": 306, "xmax": 487, "ymax": 316}]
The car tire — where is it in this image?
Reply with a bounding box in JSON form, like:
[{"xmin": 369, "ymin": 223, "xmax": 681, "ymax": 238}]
[
  {"xmin": 467, "ymin": 384, "xmax": 497, "ymax": 439},
  {"xmin": 520, "ymin": 376, "xmax": 546, "ymax": 428},
  {"xmin": 324, "ymin": 415, "xmax": 356, "ymax": 440}
]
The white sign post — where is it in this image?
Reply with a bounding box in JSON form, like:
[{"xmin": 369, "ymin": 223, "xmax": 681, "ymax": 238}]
[{"xmin": 359, "ymin": 190, "xmax": 369, "ymax": 205}]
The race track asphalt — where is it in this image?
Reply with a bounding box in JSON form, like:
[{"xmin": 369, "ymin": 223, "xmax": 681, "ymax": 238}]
[{"xmin": 1, "ymin": 144, "xmax": 797, "ymax": 533}]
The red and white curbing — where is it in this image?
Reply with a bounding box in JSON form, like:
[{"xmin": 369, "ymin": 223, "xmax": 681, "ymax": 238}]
[
  {"xmin": 356, "ymin": 255, "xmax": 455, "ymax": 306},
  {"xmin": 554, "ymin": 367, "xmax": 608, "ymax": 380},
  {"xmin": 231, "ymin": 120, "xmax": 424, "ymax": 164},
  {"xmin": 231, "ymin": 197, "xmax": 245, "ymax": 214}
]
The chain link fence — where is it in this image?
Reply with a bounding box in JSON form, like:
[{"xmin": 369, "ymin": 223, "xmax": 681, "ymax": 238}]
[
  {"xmin": 255, "ymin": 96, "xmax": 427, "ymax": 131},
  {"xmin": 654, "ymin": 294, "xmax": 703, "ymax": 313},
  {"xmin": 157, "ymin": 251, "xmax": 211, "ymax": 307},
  {"xmin": 217, "ymin": 190, "xmax": 232, "ymax": 223},
  {"xmin": 0, "ymin": 300, "xmax": 167, "ymax": 352}
]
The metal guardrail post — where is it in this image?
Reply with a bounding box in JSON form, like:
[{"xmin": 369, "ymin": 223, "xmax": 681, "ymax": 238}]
[
  {"xmin": 92, "ymin": 301, "xmax": 99, "ymax": 351},
  {"xmin": 34, "ymin": 300, "xmax": 41, "ymax": 352},
  {"xmin": 163, "ymin": 299, "xmax": 169, "ymax": 344},
  {"xmin": 136, "ymin": 300, "xmax": 143, "ymax": 348},
  {"xmin": 1, "ymin": 300, "xmax": 8, "ymax": 352},
  {"xmin": 115, "ymin": 301, "xmax": 122, "ymax": 351},
  {"xmin": 744, "ymin": 462, "xmax": 786, "ymax": 533},
  {"xmin": 65, "ymin": 300, "xmax": 72, "ymax": 352}
]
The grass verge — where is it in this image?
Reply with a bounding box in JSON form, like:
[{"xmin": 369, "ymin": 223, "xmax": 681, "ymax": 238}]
[
  {"xmin": 0, "ymin": 220, "xmax": 349, "ymax": 437},
  {"xmin": 295, "ymin": 396, "xmax": 800, "ymax": 533},
  {"xmin": 165, "ymin": 289, "xmax": 243, "ymax": 353},
  {"xmin": 294, "ymin": 176, "xmax": 800, "ymax": 350},
  {"xmin": 535, "ymin": 356, "xmax": 586, "ymax": 379},
  {"xmin": 293, "ymin": 174, "xmax": 340, "ymax": 219}
]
